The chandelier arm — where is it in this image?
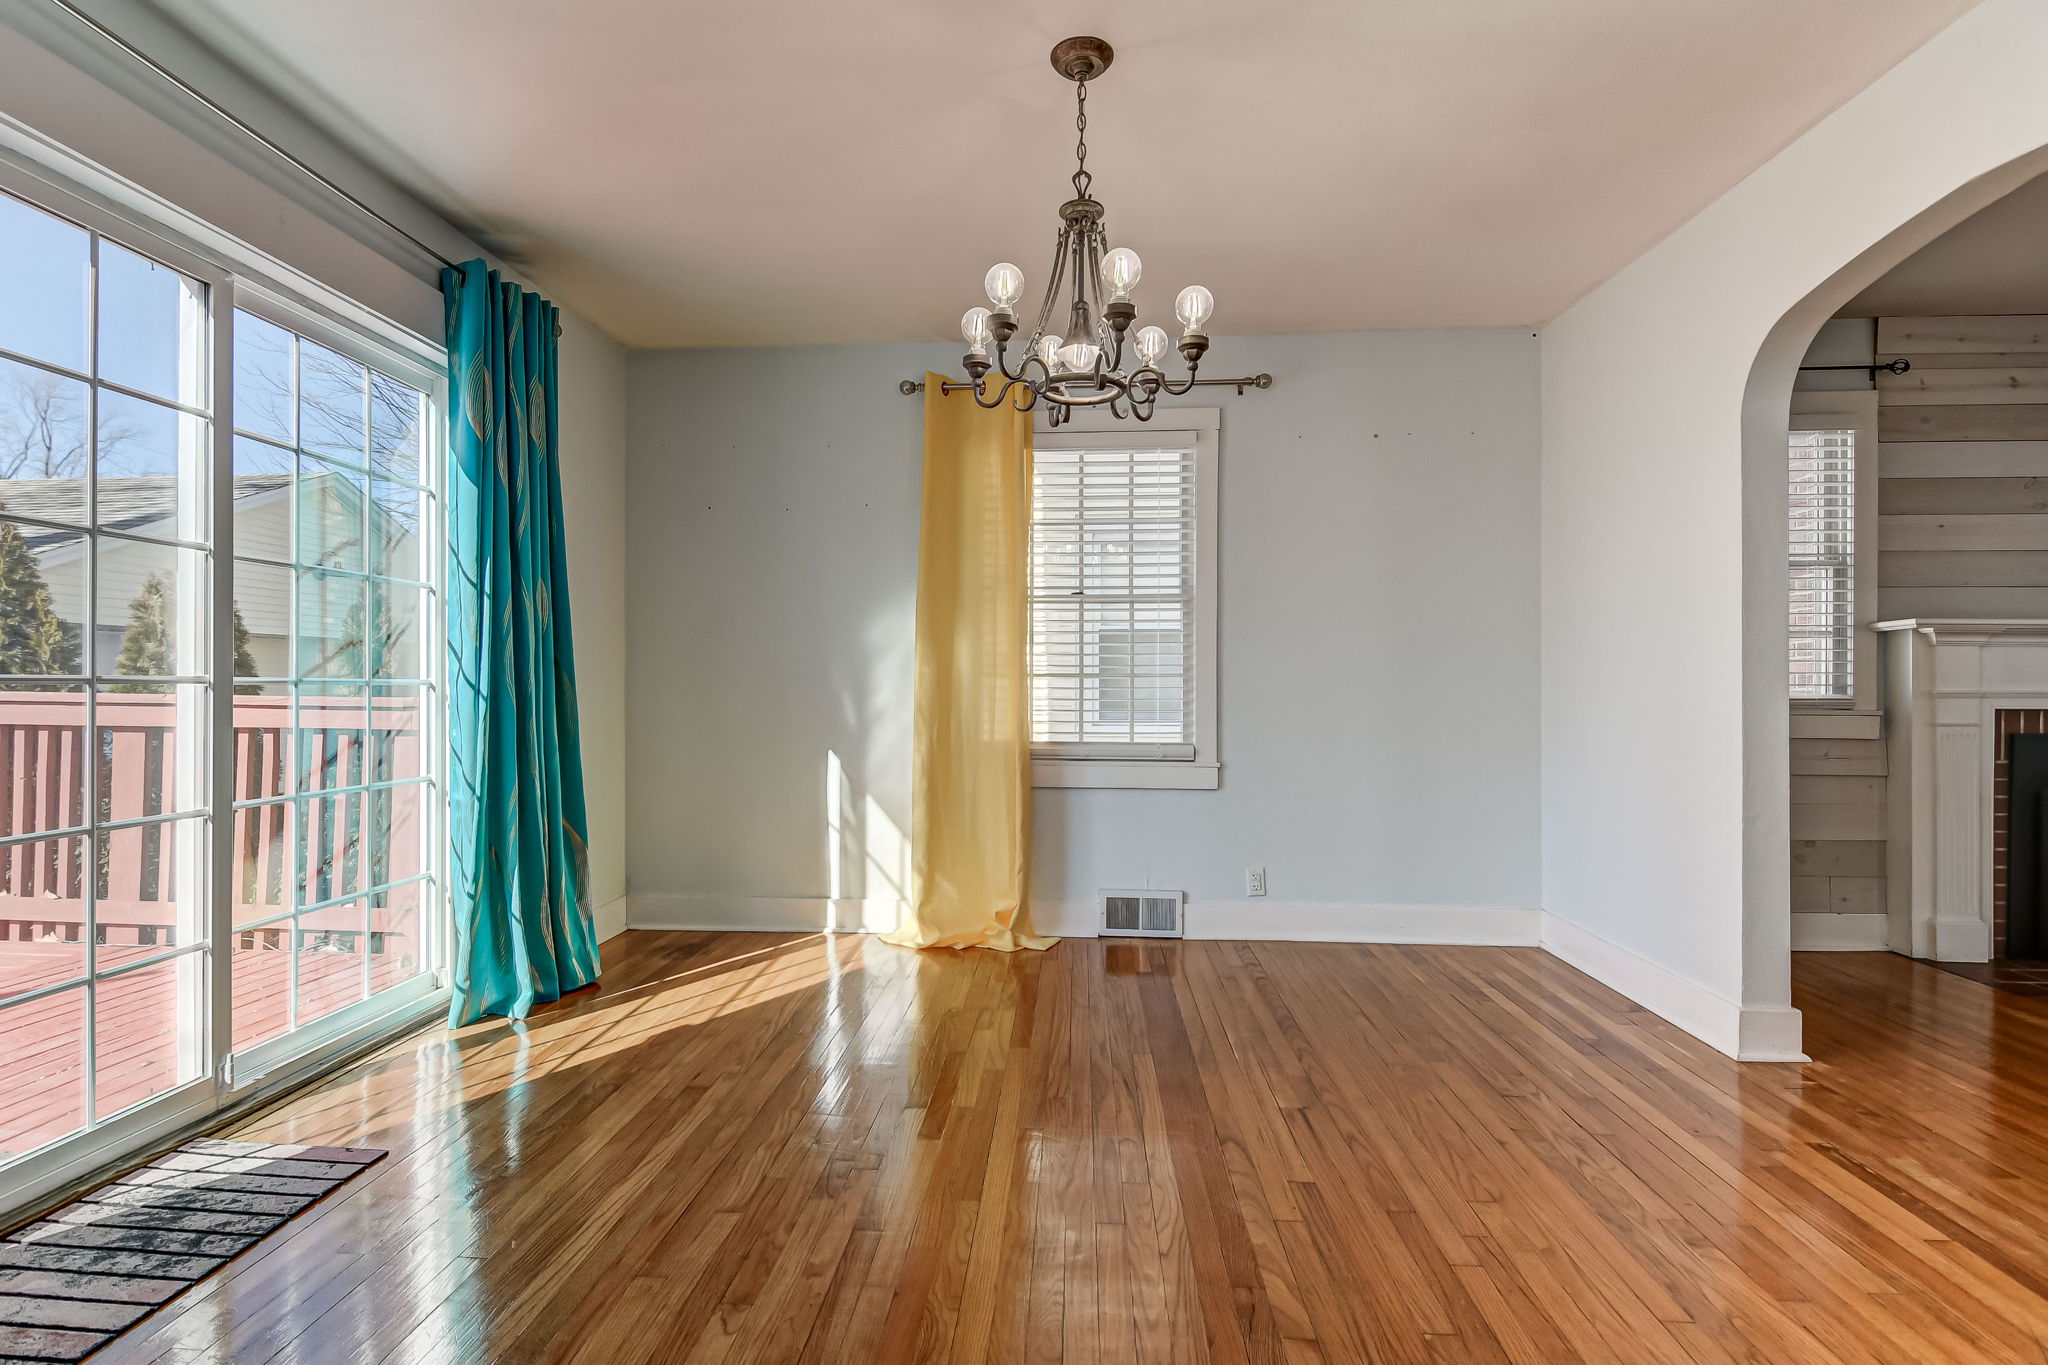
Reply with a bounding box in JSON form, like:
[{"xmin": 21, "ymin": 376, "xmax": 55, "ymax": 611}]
[
  {"xmin": 992, "ymin": 335, "xmax": 1028, "ymax": 384},
  {"xmin": 1084, "ymin": 227, "xmax": 1115, "ymax": 356},
  {"xmin": 1105, "ymin": 280, "xmax": 1130, "ymax": 373},
  {"xmin": 971, "ymin": 376, "xmax": 1026, "ymax": 410},
  {"xmin": 1029, "ymin": 226, "xmax": 1071, "ymax": 347},
  {"xmin": 1080, "ymin": 226, "xmax": 1100, "ymax": 331},
  {"xmin": 1064, "ymin": 223, "xmax": 1091, "ymax": 341}
]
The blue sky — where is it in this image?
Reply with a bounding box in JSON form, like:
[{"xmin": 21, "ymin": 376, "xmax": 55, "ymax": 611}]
[{"xmin": 0, "ymin": 187, "xmax": 200, "ymax": 410}]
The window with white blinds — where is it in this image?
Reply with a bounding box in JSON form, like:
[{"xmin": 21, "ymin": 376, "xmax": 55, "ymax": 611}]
[
  {"xmin": 1789, "ymin": 427, "xmax": 1856, "ymax": 700},
  {"xmin": 1029, "ymin": 435, "xmax": 1200, "ymax": 760}
]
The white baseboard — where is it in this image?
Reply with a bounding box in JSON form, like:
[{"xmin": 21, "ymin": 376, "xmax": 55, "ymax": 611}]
[
  {"xmin": 627, "ymin": 894, "xmax": 904, "ymax": 935},
  {"xmin": 1539, "ymin": 913, "xmax": 1807, "ymax": 1062},
  {"xmin": 1934, "ymin": 915, "xmax": 1993, "ymax": 963},
  {"xmin": 591, "ymin": 894, "xmax": 629, "ymax": 943},
  {"xmin": 1737, "ymin": 1006, "xmax": 1808, "ymax": 1062},
  {"xmin": 630, "ymin": 895, "xmax": 1537, "ymax": 946},
  {"xmin": 1791, "ymin": 911, "xmax": 1889, "ymax": 951},
  {"xmin": 1034, "ymin": 899, "xmax": 1542, "ymax": 945}
]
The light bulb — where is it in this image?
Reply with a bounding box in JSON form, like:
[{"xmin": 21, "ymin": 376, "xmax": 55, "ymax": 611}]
[
  {"xmin": 984, "ymin": 262, "xmax": 1024, "ymax": 310},
  {"xmin": 1035, "ymin": 334, "xmax": 1063, "ymax": 371},
  {"xmin": 1175, "ymin": 285, "xmax": 1214, "ymax": 334},
  {"xmin": 1100, "ymin": 247, "xmax": 1142, "ymax": 302},
  {"xmin": 1135, "ymin": 325, "xmax": 1170, "ymax": 368},
  {"xmin": 961, "ymin": 307, "xmax": 992, "ymax": 353},
  {"xmin": 1056, "ymin": 341, "xmax": 1101, "ymax": 374}
]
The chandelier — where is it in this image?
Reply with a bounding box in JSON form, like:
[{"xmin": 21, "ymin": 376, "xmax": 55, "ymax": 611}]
[{"xmin": 945, "ymin": 36, "xmax": 1271, "ymax": 424}]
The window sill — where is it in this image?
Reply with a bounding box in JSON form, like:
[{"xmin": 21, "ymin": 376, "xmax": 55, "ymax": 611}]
[{"xmin": 1032, "ymin": 759, "xmax": 1220, "ymax": 790}]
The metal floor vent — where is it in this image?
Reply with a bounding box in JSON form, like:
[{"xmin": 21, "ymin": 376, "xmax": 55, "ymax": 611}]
[{"xmin": 1100, "ymin": 888, "xmax": 1185, "ymax": 938}]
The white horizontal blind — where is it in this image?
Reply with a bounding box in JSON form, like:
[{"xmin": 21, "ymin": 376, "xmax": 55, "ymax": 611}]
[
  {"xmin": 1030, "ymin": 438, "xmax": 1197, "ymax": 758},
  {"xmin": 1789, "ymin": 427, "xmax": 1856, "ymax": 700}
]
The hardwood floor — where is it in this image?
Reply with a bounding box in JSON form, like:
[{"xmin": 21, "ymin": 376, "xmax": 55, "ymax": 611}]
[{"xmin": 57, "ymin": 933, "xmax": 2048, "ymax": 1363}]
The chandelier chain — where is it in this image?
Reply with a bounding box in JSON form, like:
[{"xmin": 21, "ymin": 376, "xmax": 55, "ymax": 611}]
[{"xmin": 1072, "ymin": 79, "xmax": 1091, "ymax": 200}]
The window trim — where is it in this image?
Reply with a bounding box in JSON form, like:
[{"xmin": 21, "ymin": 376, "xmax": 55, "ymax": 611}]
[
  {"xmin": 1789, "ymin": 390, "xmax": 1879, "ymax": 715},
  {"xmin": 1028, "ymin": 406, "xmax": 1220, "ymax": 791}
]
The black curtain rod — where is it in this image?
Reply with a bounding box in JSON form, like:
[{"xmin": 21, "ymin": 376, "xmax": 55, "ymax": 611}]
[
  {"xmin": 44, "ymin": 0, "xmax": 462, "ymax": 274},
  {"xmin": 43, "ymin": 1, "xmax": 575, "ymax": 337},
  {"xmin": 1798, "ymin": 359, "xmax": 1911, "ymax": 376}
]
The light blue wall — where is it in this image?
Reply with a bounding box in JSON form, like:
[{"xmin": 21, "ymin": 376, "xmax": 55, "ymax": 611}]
[{"xmin": 626, "ymin": 328, "xmax": 1543, "ymax": 926}]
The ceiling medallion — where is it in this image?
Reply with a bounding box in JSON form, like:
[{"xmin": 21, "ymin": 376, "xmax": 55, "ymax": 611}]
[{"xmin": 953, "ymin": 36, "xmax": 1271, "ymax": 424}]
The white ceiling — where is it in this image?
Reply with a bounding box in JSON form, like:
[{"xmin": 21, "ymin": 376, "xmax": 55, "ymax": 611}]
[
  {"xmin": 159, "ymin": 0, "xmax": 1978, "ymax": 348},
  {"xmin": 1840, "ymin": 169, "xmax": 2048, "ymax": 318}
]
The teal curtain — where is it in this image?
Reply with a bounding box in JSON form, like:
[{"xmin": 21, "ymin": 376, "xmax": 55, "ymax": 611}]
[{"xmin": 442, "ymin": 259, "xmax": 600, "ymax": 1025}]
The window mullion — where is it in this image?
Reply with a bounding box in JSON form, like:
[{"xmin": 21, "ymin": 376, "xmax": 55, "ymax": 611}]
[{"xmin": 208, "ymin": 292, "xmax": 239, "ymax": 1079}]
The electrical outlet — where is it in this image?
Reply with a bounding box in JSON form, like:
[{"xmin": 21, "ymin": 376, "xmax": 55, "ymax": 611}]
[{"xmin": 1246, "ymin": 866, "xmax": 1267, "ymax": 897}]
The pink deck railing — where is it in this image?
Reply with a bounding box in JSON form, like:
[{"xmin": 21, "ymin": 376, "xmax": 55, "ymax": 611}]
[{"xmin": 0, "ymin": 691, "xmax": 424, "ymax": 966}]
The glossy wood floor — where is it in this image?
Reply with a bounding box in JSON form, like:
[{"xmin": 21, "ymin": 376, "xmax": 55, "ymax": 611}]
[{"xmin": 68, "ymin": 934, "xmax": 2048, "ymax": 1363}]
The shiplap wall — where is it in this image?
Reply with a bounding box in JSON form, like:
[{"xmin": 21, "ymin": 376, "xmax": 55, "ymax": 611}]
[
  {"xmin": 1877, "ymin": 315, "xmax": 2048, "ymax": 620},
  {"xmin": 1792, "ymin": 316, "xmax": 2048, "ymax": 947},
  {"xmin": 1789, "ymin": 738, "xmax": 1886, "ymax": 935}
]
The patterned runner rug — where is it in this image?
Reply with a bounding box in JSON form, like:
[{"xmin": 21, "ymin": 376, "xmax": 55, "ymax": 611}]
[{"xmin": 0, "ymin": 1136, "xmax": 385, "ymax": 1362}]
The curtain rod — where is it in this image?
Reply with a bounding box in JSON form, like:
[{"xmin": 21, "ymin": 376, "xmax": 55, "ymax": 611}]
[
  {"xmin": 44, "ymin": 0, "xmax": 463, "ymax": 274},
  {"xmin": 1798, "ymin": 359, "xmax": 1910, "ymax": 376}
]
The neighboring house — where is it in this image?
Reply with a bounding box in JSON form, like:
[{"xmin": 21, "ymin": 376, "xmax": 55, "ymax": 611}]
[{"xmin": 0, "ymin": 472, "xmax": 414, "ymax": 677}]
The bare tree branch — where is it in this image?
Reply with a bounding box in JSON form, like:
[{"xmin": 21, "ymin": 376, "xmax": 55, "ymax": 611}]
[{"xmin": 0, "ymin": 367, "xmax": 137, "ymax": 481}]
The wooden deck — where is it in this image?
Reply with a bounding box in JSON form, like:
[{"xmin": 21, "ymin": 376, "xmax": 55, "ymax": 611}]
[
  {"xmin": 26, "ymin": 933, "xmax": 2048, "ymax": 1363},
  {"xmin": 1, "ymin": 934, "xmax": 420, "ymax": 1158}
]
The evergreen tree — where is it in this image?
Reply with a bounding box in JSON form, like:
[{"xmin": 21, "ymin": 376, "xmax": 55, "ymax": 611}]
[
  {"xmin": 232, "ymin": 604, "xmax": 260, "ymax": 694},
  {"xmin": 0, "ymin": 517, "xmax": 80, "ymax": 684},
  {"xmin": 109, "ymin": 571, "xmax": 173, "ymax": 693},
  {"xmin": 334, "ymin": 592, "xmax": 388, "ymax": 689},
  {"xmin": 110, "ymin": 574, "xmax": 265, "ymax": 693}
]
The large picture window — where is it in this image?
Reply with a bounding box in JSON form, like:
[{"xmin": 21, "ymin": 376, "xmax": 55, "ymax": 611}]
[{"xmin": 0, "ymin": 157, "xmax": 446, "ymax": 1207}]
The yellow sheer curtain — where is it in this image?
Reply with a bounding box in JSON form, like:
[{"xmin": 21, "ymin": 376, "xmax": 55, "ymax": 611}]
[{"xmin": 883, "ymin": 375, "xmax": 1055, "ymax": 952}]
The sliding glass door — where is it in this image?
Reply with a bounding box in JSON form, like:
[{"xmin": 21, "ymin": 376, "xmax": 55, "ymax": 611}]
[
  {"xmin": 0, "ymin": 162, "xmax": 445, "ymax": 1207},
  {"xmin": 225, "ymin": 306, "xmax": 441, "ymax": 1063},
  {"xmin": 0, "ymin": 184, "xmax": 211, "ymax": 1166}
]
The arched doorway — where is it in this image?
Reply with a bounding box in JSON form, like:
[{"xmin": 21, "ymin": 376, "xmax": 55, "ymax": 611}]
[{"xmin": 1538, "ymin": 0, "xmax": 2048, "ymax": 1060}]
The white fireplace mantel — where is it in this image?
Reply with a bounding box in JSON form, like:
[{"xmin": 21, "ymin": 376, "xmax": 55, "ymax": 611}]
[{"xmin": 1876, "ymin": 618, "xmax": 2048, "ymax": 962}]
